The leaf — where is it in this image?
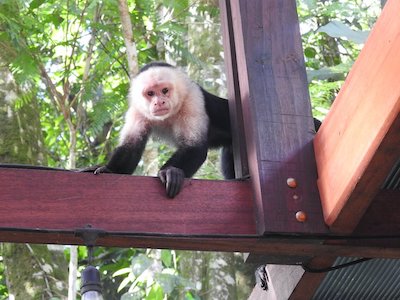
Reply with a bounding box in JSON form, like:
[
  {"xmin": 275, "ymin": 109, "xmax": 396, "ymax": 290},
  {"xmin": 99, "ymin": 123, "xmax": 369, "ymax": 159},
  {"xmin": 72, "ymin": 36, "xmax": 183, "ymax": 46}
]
[
  {"xmin": 131, "ymin": 254, "xmax": 152, "ymax": 276},
  {"xmin": 317, "ymin": 20, "xmax": 369, "ymax": 44},
  {"xmin": 29, "ymin": 0, "xmax": 46, "ymax": 10},
  {"xmin": 155, "ymin": 273, "xmax": 178, "ymax": 294},
  {"xmin": 118, "ymin": 275, "xmax": 134, "ymax": 293},
  {"xmin": 146, "ymin": 285, "xmax": 164, "ymax": 300},
  {"xmin": 304, "ymin": 47, "xmax": 317, "ymax": 58},
  {"xmin": 161, "ymin": 250, "xmax": 172, "ymax": 267},
  {"xmin": 45, "ymin": 14, "xmax": 65, "ymax": 27},
  {"xmin": 113, "ymin": 267, "xmax": 132, "ymax": 277},
  {"xmin": 307, "ymin": 62, "xmax": 353, "ymax": 82},
  {"xmin": 162, "ymin": 0, "xmax": 188, "ymax": 11}
]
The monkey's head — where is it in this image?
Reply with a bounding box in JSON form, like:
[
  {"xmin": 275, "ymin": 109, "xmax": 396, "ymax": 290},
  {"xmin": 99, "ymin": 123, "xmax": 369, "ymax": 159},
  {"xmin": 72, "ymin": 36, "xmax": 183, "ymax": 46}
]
[{"xmin": 130, "ymin": 66, "xmax": 190, "ymax": 121}]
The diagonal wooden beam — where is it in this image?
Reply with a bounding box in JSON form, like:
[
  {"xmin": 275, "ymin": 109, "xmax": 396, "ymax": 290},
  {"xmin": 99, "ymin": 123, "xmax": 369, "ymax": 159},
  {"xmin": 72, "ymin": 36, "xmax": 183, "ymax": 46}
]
[
  {"xmin": 314, "ymin": 0, "xmax": 400, "ymax": 234},
  {"xmin": 292, "ymin": 0, "xmax": 400, "ymax": 298}
]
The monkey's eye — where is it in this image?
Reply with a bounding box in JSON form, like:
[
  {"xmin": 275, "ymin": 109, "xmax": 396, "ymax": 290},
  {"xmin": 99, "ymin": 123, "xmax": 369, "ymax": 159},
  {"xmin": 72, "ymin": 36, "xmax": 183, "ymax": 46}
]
[
  {"xmin": 162, "ymin": 88, "xmax": 169, "ymax": 95},
  {"xmin": 147, "ymin": 91, "xmax": 155, "ymax": 97}
]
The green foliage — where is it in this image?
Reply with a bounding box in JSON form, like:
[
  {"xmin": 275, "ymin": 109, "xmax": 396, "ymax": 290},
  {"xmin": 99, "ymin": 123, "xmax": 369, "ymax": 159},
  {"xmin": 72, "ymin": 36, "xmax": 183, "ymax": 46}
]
[
  {"xmin": 112, "ymin": 250, "xmax": 199, "ymax": 299},
  {"xmin": 298, "ymin": 0, "xmax": 381, "ymax": 119},
  {"xmin": 0, "ymin": 255, "xmax": 8, "ymax": 299}
]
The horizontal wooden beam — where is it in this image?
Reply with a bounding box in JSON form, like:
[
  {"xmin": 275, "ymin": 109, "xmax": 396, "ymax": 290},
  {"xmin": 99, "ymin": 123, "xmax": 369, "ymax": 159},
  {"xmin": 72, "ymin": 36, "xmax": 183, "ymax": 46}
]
[
  {"xmin": 1, "ymin": 228, "xmax": 400, "ymax": 260},
  {"xmin": 1, "ymin": 168, "xmax": 400, "ymax": 260},
  {"xmin": 314, "ymin": 0, "xmax": 400, "ymax": 233},
  {"xmin": 0, "ymin": 168, "xmax": 256, "ymax": 235}
]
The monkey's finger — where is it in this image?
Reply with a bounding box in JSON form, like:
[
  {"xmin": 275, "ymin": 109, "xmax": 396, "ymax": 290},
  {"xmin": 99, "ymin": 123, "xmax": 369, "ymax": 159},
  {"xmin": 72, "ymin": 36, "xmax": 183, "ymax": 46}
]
[
  {"xmin": 93, "ymin": 166, "xmax": 112, "ymax": 175},
  {"xmin": 166, "ymin": 168, "xmax": 184, "ymax": 198},
  {"xmin": 158, "ymin": 169, "xmax": 167, "ymax": 185},
  {"xmin": 165, "ymin": 172, "xmax": 178, "ymax": 198}
]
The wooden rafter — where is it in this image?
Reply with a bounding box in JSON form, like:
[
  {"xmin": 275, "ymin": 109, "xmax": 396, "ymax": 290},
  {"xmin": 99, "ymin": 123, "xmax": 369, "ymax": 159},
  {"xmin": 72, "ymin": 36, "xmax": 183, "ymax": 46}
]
[
  {"xmin": 314, "ymin": 0, "xmax": 400, "ymax": 233},
  {"xmin": 292, "ymin": 0, "xmax": 400, "ymax": 298}
]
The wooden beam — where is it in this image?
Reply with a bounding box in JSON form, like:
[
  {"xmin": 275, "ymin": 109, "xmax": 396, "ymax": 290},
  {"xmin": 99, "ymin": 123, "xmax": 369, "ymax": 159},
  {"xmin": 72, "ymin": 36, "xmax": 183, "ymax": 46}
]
[
  {"xmin": 220, "ymin": 0, "xmax": 249, "ymax": 178},
  {"xmin": 2, "ymin": 228, "xmax": 400, "ymax": 260},
  {"xmin": 289, "ymin": 256, "xmax": 336, "ymax": 300},
  {"xmin": 355, "ymin": 189, "xmax": 400, "ymax": 241},
  {"xmin": 1, "ymin": 168, "xmax": 400, "ymax": 259},
  {"xmin": 228, "ymin": 0, "xmax": 327, "ymax": 234},
  {"xmin": 0, "ymin": 168, "xmax": 255, "ymax": 236},
  {"xmin": 314, "ymin": 0, "xmax": 400, "ymax": 233}
]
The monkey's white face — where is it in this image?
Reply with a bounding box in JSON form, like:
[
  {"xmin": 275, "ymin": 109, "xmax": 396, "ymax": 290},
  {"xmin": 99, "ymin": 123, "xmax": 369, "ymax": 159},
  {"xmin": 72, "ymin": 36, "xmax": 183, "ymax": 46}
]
[
  {"xmin": 142, "ymin": 82, "xmax": 174, "ymax": 119},
  {"xmin": 124, "ymin": 65, "xmax": 209, "ymax": 147},
  {"xmin": 130, "ymin": 68, "xmax": 186, "ymax": 122}
]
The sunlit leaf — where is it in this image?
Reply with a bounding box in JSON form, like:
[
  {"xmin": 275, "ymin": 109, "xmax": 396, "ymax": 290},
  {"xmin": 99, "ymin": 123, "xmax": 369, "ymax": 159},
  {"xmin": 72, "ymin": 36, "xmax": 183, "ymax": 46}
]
[
  {"xmin": 161, "ymin": 250, "xmax": 172, "ymax": 267},
  {"xmin": 317, "ymin": 20, "xmax": 369, "ymax": 44},
  {"xmin": 113, "ymin": 267, "xmax": 132, "ymax": 277}
]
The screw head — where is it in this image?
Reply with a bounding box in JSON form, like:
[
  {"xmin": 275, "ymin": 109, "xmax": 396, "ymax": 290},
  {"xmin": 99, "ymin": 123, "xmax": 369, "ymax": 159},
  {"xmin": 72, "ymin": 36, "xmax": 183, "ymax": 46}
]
[
  {"xmin": 287, "ymin": 178, "xmax": 297, "ymax": 188},
  {"xmin": 296, "ymin": 211, "xmax": 307, "ymax": 222}
]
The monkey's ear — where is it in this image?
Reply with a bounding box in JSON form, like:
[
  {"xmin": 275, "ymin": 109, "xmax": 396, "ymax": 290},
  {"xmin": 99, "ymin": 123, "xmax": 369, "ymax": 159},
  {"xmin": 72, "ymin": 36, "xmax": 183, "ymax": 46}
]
[{"xmin": 158, "ymin": 166, "xmax": 185, "ymax": 198}]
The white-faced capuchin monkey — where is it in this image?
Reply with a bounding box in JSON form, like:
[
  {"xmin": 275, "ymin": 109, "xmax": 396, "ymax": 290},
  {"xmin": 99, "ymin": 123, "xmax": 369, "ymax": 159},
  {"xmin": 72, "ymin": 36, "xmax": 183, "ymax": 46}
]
[{"xmin": 93, "ymin": 62, "xmax": 234, "ymax": 198}]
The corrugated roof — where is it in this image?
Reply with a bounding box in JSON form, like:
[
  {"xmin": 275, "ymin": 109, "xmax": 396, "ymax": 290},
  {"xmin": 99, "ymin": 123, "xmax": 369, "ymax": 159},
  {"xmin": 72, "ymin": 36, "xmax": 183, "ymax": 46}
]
[
  {"xmin": 313, "ymin": 257, "xmax": 400, "ymax": 299},
  {"xmin": 382, "ymin": 158, "xmax": 400, "ymax": 189},
  {"xmin": 313, "ymin": 157, "xmax": 400, "ymax": 299}
]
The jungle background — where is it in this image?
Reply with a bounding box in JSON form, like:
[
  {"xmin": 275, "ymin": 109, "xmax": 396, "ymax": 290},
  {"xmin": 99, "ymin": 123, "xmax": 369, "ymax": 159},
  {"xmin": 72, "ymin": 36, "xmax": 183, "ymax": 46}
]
[{"xmin": 0, "ymin": 0, "xmax": 384, "ymax": 299}]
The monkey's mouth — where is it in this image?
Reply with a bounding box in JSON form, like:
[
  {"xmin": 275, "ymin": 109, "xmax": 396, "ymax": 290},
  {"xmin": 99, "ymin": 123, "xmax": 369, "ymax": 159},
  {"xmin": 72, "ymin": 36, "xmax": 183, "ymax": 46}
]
[{"xmin": 152, "ymin": 108, "xmax": 170, "ymax": 116}]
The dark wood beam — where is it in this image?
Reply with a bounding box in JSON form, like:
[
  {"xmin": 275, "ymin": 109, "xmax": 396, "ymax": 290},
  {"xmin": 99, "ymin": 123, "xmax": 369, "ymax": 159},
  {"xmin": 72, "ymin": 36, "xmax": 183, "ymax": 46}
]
[
  {"xmin": 227, "ymin": 0, "xmax": 326, "ymax": 235},
  {"xmin": 2, "ymin": 228, "xmax": 400, "ymax": 260},
  {"xmin": 314, "ymin": 0, "xmax": 400, "ymax": 233},
  {"xmin": 220, "ymin": 0, "xmax": 249, "ymax": 178},
  {"xmin": 355, "ymin": 189, "xmax": 400, "ymax": 241},
  {"xmin": 1, "ymin": 168, "xmax": 400, "ymax": 259},
  {"xmin": 289, "ymin": 256, "xmax": 336, "ymax": 300},
  {"xmin": 0, "ymin": 168, "xmax": 255, "ymax": 236}
]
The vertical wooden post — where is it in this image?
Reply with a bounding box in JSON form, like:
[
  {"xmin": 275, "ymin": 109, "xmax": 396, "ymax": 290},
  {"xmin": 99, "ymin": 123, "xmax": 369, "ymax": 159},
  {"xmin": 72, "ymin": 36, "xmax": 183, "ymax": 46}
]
[
  {"xmin": 220, "ymin": 0, "xmax": 249, "ymax": 178},
  {"xmin": 221, "ymin": 0, "xmax": 327, "ymax": 234}
]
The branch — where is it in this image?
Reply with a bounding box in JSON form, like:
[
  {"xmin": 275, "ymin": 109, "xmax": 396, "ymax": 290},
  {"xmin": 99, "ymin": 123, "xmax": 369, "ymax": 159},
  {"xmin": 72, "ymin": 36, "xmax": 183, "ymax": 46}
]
[{"xmin": 118, "ymin": 0, "xmax": 139, "ymax": 78}]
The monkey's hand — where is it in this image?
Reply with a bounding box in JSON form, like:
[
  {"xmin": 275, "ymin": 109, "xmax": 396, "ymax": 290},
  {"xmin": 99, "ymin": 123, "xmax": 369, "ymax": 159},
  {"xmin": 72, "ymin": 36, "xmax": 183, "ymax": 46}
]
[
  {"xmin": 93, "ymin": 166, "xmax": 113, "ymax": 175},
  {"xmin": 158, "ymin": 166, "xmax": 185, "ymax": 198}
]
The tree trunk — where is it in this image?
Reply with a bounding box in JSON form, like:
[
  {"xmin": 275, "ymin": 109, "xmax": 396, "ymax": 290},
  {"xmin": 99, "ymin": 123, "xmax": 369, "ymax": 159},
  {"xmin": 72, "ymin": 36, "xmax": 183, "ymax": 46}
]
[{"xmin": 0, "ymin": 64, "xmax": 69, "ymax": 299}]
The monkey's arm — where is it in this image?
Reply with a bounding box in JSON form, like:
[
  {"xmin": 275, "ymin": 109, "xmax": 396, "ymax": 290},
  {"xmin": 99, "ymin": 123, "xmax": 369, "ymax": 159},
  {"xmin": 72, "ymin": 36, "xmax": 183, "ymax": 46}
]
[
  {"xmin": 94, "ymin": 137, "xmax": 148, "ymax": 175},
  {"xmin": 158, "ymin": 145, "xmax": 208, "ymax": 198}
]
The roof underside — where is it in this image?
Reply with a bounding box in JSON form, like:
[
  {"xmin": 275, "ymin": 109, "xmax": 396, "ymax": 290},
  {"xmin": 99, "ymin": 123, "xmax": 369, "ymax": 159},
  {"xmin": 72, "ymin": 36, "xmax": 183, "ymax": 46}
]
[
  {"xmin": 314, "ymin": 160, "xmax": 400, "ymax": 299},
  {"xmin": 314, "ymin": 257, "xmax": 400, "ymax": 299}
]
